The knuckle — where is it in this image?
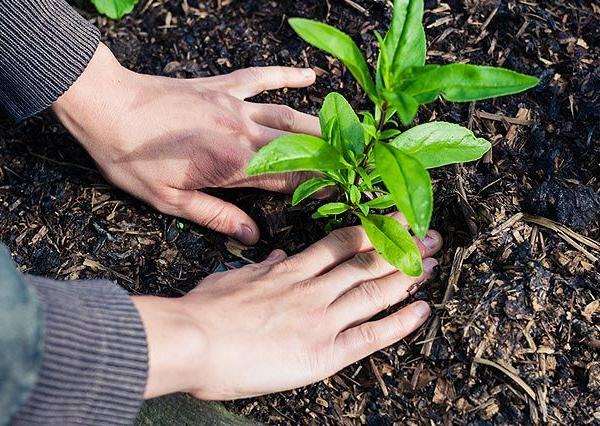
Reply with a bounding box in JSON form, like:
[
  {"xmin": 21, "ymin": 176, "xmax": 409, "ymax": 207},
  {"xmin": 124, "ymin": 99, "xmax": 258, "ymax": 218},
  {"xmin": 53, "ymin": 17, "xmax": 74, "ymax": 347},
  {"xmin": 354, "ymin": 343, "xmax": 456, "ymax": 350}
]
[
  {"xmin": 329, "ymin": 227, "xmax": 360, "ymax": 247},
  {"xmin": 203, "ymin": 205, "xmax": 230, "ymax": 229},
  {"xmin": 352, "ymin": 251, "xmax": 374, "ymax": 268},
  {"xmin": 277, "ymin": 105, "xmax": 296, "ymax": 130},
  {"xmin": 269, "ymin": 255, "xmax": 295, "ymax": 274},
  {"xmin": 359, "ymin": 280, "xmax": 388, "ymax": 310},
  {"xmin": 294, "ymin": 278, "xmax": 314, "ymax": 296},
  {"xmin": 287, "ymin": 172, "xmax": 309, "ymax": 190},
  {"xmin": 351, "ymin": 252, "xmax": 388, "ymax": 277},
  {"xmin": 244, "ymin": 121, "xmax": 263, "ymax": 141},
  {"xmin": 197, "ymin": 89, "xmax": 222, "ymax": 105},
  {"xmin": 246, "ymin": 67, "xmax": 266, "ymax": 86},
  {"xmin": 214, "ymin": 114, "xmax": 246, "ymax": 135},
  {"xmin": 155, "ymin": 189, "xmax": 184, "ymax": 211},
  {"xmin": 392, "ymin": 315, "xmax": 409, "ymax": 336},
  {"xmin": 359, "ymin": 324, "xmax": 380, "ymax": 347}
]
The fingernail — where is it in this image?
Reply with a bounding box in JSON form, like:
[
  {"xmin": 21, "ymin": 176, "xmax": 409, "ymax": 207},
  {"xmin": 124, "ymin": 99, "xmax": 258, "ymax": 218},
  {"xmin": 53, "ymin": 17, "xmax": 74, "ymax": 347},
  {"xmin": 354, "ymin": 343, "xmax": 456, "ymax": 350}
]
[
  {"xmin": 314, "ymin": 186, "xmax": 338, "ymax": 200},
  {"xmin": 413, "ymin": 301, "xmax": 431, "ymax": 318},
  {"xmin": 266, "ymin": 250, "xmax": 285, "ymax": 262},
  {"xmin": 423, "ymin": 258, "xmax": 438, "ymax": 274},
  {"xmin": 302, "ymin": 68, "xmax": 315, "ymax": 78},
  {"xmin": 236, "ymin": 225, "xmax": 256, "ymax": 245},
  {"xmin": 421, "ymin": 231, "xmax": 439, "ymax": 251}
]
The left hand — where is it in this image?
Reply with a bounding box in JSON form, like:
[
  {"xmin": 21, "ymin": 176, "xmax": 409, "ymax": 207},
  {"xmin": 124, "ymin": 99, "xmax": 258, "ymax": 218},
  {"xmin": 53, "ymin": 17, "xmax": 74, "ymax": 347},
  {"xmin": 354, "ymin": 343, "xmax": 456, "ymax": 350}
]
[
  {"xmin": 53, "ymin": 43, "xmax": 320, "ymax": 244},
  {"xmin": 133, "ymin": 217, "xmax": 443, "ymax": 400}
]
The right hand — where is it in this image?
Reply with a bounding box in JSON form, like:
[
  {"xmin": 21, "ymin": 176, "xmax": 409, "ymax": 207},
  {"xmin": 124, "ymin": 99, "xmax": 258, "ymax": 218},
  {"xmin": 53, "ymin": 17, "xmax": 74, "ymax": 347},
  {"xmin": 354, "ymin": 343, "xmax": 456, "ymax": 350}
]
[
  {"xmin": 53, "ymin": 43, "xmax": 321, "ymax": 245},
  {"xmin": 133, "ymin": 216, "xmax": 443, "ymax": 400}
]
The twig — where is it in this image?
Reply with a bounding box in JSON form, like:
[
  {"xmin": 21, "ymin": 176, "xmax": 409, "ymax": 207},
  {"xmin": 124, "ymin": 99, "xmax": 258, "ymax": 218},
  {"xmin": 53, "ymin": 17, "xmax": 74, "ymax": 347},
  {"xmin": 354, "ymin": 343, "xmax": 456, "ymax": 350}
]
[
  {"xmin": 475, "ymin": 110, "xmax": 535, "ymax": 126},
  {"xmin": 473, "ymin": 357, "xmax": 537, "ymax": 401},
  {"xmin": 27, "ymin": 150, "xmax": 99, "ymax": 174},
  {"xmin": 421, "ymin": 247, "xmax": 467, "ymax": 357},
  {"xmin": 369, "ymin": 358, "xmax": 389, "ymax": 397},
  {"xmin": 410, "ymin": 362, "xmax": 424, "ymax": 390},
  {"xmin": 343, "ymin": 0, "xmax": 370, "ymax": 16}
]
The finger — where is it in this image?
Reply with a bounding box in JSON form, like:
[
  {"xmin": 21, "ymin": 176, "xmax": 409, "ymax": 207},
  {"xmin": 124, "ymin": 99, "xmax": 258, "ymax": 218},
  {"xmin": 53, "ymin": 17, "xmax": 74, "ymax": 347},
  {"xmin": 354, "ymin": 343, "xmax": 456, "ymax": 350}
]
[
  {"xmin": 328, "ymin": 258, "xmax": 438, "ymax": 330},
  {"xmin": 232, "ymin": 171, "xmax": 313, "ymax": 194},
  {"xmin": 276, "ymin": 213, "xmax": 403, "ymax": 280},
  {"xmin": 246, "ymin": 249, "xmax": 288, "ymax": 271},
  {"xmin": 249, "ymin": 125, "xmax": 288, "ymax": 147},
  {"xmin": 161, "ymin": 189, "xmax": 259, "ymax": 245},
  {"xmin": 319, "ymin": 231, "xmax": 442, "ymax": 300},
  {"xmin": 333, "ymin": 301, "xmax": 431, "ymax": 370},
  {"xmin": 248, "ymin": 103, "xmax": 321, "ymax": 137},
  {"xmin": 283, "ymin": 212, "xmax": 440, "ymax": 282},
  {"xmin": 226, "ymin": 67, "xmax": 316, "ymax": 99}
]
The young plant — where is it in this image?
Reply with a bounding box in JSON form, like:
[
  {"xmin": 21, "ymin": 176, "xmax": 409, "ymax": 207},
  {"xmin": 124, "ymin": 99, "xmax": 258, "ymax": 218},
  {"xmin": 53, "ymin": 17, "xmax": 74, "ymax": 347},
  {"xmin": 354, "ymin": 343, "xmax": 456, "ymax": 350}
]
[
  {"xmin": 247, "ymin": 0, "xmax": 539, "ymax": 277},
  {"xmin": 90, "ymin": 0, "xmax": 138, "ymax": 19}
]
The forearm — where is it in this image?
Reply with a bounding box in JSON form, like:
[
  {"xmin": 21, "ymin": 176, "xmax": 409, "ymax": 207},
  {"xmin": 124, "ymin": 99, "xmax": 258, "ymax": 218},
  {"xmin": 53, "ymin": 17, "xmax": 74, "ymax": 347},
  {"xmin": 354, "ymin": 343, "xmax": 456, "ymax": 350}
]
[{"xmin": 0, "ymin": 0, "xmax": 100, "ymax": 120}]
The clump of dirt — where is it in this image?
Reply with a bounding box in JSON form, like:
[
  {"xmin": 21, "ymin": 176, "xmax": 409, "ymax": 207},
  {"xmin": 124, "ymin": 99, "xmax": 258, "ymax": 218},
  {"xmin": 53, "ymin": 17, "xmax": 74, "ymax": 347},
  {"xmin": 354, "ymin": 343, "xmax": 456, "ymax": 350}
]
[
  {"xmin": 1, "ymin": 0, "xmax": 598, "ymax": 424},
  {"xmin": 527, "ymin": 178, "xmax": 600, "ymax": 230}
]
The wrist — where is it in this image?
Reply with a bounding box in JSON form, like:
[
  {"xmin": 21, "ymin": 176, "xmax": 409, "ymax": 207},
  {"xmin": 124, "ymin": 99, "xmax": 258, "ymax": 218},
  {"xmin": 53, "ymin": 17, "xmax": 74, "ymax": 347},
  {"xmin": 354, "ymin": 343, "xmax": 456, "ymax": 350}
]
[
  {"xmin": 51, "ymin": 42, "xmax": 132, "ymax": 152},
  {"xmin": 132, "ymin": 296, "xmax": 206, "ymax": 399}
]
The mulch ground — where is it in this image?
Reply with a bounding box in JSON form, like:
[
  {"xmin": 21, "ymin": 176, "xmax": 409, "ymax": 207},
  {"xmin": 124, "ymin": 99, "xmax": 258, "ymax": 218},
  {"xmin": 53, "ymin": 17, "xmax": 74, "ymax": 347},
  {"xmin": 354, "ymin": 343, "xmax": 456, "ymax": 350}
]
[{"xmin": 1, "ymin": 0, "xmax": 598, "ymax": 424}]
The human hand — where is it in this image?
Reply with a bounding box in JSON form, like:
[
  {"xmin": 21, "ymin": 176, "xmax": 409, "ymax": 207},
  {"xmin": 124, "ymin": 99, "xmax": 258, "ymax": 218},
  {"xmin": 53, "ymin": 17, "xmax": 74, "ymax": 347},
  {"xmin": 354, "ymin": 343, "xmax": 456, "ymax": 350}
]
[
  {"xmin": 133, "ymin": 218, "xmax": 442, "ymax": 400},
  {"xmin": 53, "ymin": 43, "xmax": 320, "ymax": 244}
]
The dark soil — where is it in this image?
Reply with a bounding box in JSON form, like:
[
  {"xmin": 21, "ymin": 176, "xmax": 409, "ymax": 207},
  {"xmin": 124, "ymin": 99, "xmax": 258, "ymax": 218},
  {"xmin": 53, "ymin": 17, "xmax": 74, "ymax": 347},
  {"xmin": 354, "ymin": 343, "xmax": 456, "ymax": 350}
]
[{"xmin": 1, "ymin": 0, "xmax": 599, "ymax": 424}]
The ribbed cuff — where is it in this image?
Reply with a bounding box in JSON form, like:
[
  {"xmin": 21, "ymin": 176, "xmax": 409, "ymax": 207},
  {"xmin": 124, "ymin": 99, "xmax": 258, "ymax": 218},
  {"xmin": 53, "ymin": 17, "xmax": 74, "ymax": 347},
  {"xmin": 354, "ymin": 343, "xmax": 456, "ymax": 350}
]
[
  {"xmin": 0, "ymin": 0, "xmax": 100, "ymax": 121},
  {"xmin": 12, "ymin": 276, "xmax": 148, "ymax": 425}
]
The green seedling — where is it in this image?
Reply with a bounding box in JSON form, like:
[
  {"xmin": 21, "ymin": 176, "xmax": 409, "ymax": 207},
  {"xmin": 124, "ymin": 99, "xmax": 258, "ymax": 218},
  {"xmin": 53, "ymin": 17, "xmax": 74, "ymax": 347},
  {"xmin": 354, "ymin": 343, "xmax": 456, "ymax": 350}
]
[
  {"xmin": 247, "ymin": 0, "xmax": 539, "ymax": 277},
  {"xmin": 90, "ymin": 0, "xmax": 138, "ymax": 19}
]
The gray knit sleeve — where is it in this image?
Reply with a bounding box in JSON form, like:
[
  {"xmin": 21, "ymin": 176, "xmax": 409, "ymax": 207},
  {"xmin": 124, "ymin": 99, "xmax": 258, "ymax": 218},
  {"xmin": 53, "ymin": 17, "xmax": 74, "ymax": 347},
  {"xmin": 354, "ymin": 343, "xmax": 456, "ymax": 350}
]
[
  {"xmin": 0, "ymin": 246, "xmax": 43, "ymax": 424},
  {"xmin": 0, "ymin": 0, "xmax": 100, "ymax": 121},
  {"xmin": 11, "ymin": 275, "xmax": 148, "ymax": 425}
]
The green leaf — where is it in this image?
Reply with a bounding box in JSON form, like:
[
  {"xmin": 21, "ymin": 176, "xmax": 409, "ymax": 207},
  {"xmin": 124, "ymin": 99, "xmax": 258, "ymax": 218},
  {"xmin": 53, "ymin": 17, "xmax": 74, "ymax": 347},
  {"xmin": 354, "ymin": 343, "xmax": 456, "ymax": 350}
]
[
  {"xmin": 403, "ymin": 64, "xmax": 540, "ymax": 104},
  {"xmin": 385, "ymin": 0, "xmax": 427, "ymax": 81},
  {"xmin": 379, "ymin": 129, "xmax": 402, "ymax": 140},
  {"xmin": 320, "ymin": 93, "xmax": 365, "ymax": 158},
  {"xmin": 364, "ymin": 194, "xmax": 396, "ymax": 209},
  {"xmin": 90, "ymin": 0, "xmax": 138, "ymax": 19},
  {"xmin": 350, "ymin": 185, "xmax": 362, "ymax": 204},
  {"xmin": 356, "ymin": 167, "xmax": 373, "ymax": 189},
  {"xmin": 374, "ymin": 143, "xmax": 432, "ymax": 238},
  {"xmin": 289, "ymin": 18, "xmax": 377, "ymax": 102},
  {"xmin": 359, "ymin": 214, "xmax": 423, "ymax": 277},
  {"xmin": 291, "ymin": 178, "xmax": 336, "ymax": 206},
  {"xmin": 390, "ymin": 122, "xmax": 491, "ymax": 168},
  {"xmin": 361, "ymin": 112, "xmax": 378, "ymax": 139},
  {"xmin": 375, "ymin": 31, "xmax": 390, "ymax": 94},
  {"xmin": 313, "ymin": 202, "xmax": 351, "ymax": 218},
  {"xmin": 383, "ymin": 90, "xmax": 419, "ymax": 126},
  {"xmin": 247, "ymin": 134, "xmax": 348, "ymax": 175}
]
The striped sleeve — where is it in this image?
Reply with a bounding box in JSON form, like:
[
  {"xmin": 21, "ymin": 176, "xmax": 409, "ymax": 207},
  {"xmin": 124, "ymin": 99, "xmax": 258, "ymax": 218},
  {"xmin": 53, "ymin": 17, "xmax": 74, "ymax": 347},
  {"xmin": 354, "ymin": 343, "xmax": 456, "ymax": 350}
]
[
  {"xmin": 11, "ymin": 275, "xmax": 148, "ymax": 425},
  {"xmin": 0, "ymin": 0, "xmax": 100, "ymax": 121}
]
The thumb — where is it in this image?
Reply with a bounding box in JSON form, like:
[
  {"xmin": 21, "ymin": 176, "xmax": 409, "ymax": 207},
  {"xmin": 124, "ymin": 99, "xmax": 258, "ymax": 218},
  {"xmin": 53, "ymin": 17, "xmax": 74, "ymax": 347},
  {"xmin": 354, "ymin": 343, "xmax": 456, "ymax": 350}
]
[
  {"xmin": 166, "ymin": 189, "xmax": 259, "ymax": 245},
  {"xmin": 237, "ymin": 171, "xmax": 310, "ymax": 194},
  {"xmin": 236, "ymin": 172, "xmax": 336, "ymax": 199}
]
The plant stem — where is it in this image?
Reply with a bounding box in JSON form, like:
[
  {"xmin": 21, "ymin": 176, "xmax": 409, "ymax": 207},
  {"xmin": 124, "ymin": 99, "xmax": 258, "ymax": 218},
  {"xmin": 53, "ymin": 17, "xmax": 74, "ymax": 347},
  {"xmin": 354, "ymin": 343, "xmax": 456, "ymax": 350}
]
[
  {"xmin": 360, "ymin": 102, "xmax": 388, "ymax": 169},
  {"xmin": 350, "ymin": 102, "xmax": 389, "ymax": 205}
]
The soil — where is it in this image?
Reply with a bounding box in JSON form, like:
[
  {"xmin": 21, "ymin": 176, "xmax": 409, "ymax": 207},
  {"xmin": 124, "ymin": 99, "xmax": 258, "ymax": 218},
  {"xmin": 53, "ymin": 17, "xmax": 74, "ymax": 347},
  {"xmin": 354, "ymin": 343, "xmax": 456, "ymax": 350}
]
[{"xmin": 1, "ymin": 0, "xmax": 599, "ymax": 424}]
